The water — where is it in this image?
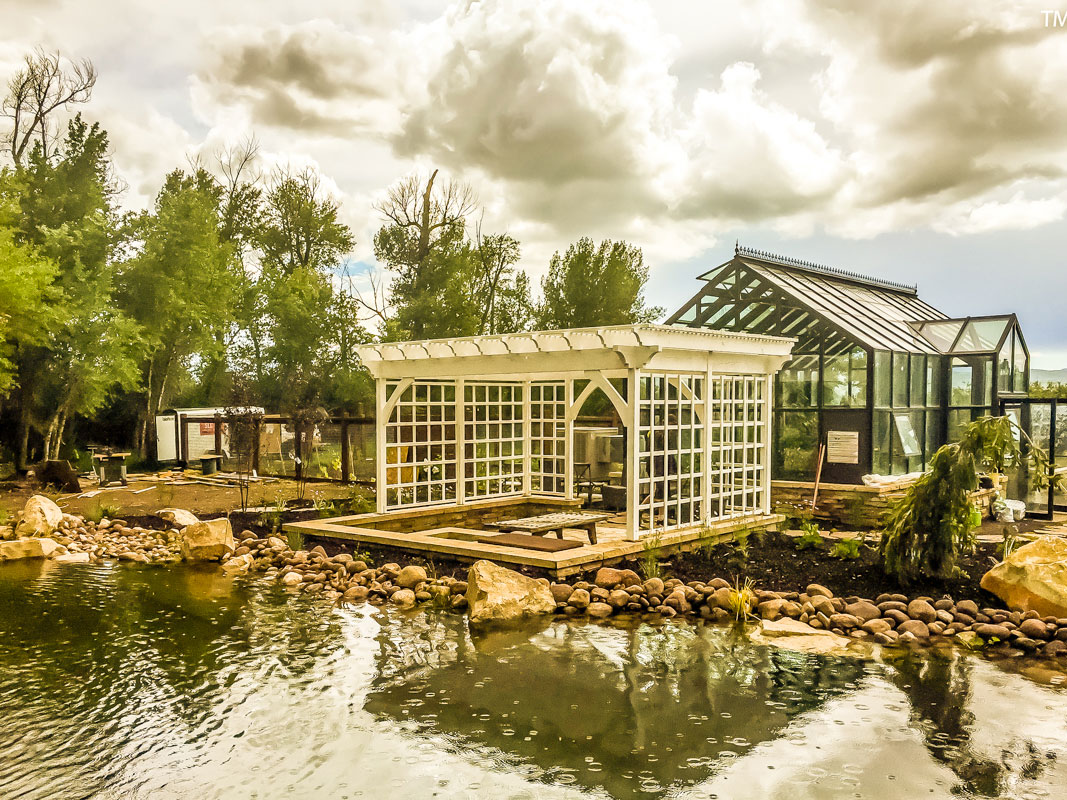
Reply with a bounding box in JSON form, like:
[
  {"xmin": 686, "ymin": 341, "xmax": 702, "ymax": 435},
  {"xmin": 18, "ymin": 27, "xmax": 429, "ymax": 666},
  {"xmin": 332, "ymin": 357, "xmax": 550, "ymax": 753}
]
[{"xmin": 2, "ymin": 561, "xmax": 1066, "ymax": 800}]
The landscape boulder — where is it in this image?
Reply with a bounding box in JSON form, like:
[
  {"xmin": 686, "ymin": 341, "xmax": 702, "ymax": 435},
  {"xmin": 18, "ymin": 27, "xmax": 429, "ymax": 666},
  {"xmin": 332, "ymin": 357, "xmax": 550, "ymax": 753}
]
[
  {"xmin": 158, "ymin": 508, "xmax": 200, "ymax": 528},
  {"xmin": 0, "ymin": 537, "xmax": 62, "ymax": 561},
  {"xmin": 465, "ymin": 560, "xmax": 556, "ymax": 624},
  {"xmin": 179, "ymin": 518, "xmax": 235, "ymax": 562},
  {"xmin": 396, "ymin": 565, "xmax": 428, "ymax": 590},
  {"xmin": 594, "ymin": 567, "xmax": 641, "ymax": 590},
  {"xmin": 15, "ymin": 495, "xmax": 63, "ymax": 538},
  {"xmin": 221, "ymin": 553, "xmax": 254, "ymax": 573},
  {"xmin": 981, "ymin": 537, "xmax": 1067, "ymax": 618},
  {"xmin": 753, "ymin": 618, "xmax": 852, "ymax": 655}
]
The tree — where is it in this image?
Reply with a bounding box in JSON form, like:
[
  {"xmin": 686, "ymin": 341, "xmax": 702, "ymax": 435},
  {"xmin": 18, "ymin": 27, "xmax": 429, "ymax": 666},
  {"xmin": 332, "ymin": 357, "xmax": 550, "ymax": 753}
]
[
  {"xmin": 537, "ymin": 238, "xmax": 663, "ymax": 329},
  {"xmin": 259, "ymin": 167, "xmax": 353, "ymax": 276},
  {"xmin": 880, "ymin": 416, "xmax": 1060, "ymax": 584},
  {"xmin": 374, "ymin": 169, "xmax": 531, "ymax": 340},
  {"xmin": 2, "ymin": 49, "xmax": 97, "ymax": 167},
  {"xmin": 11, "ymin": 116, "xmax": 142, "ymax": 464},
  {"xmin": 117, "ymin": 168, "xmax": 239, "ymax": 459},
  {"xmin": 0, "ymin": 173, "xmax": 58, "ymax": 395}
]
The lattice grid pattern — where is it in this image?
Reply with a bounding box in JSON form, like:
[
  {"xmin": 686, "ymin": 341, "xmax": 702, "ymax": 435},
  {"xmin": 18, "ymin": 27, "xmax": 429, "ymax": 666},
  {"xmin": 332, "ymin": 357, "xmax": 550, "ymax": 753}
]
[
  {"xmin": 708, "ymin": 375, "xmax": 767, "ymax": 518},
  {"xmin": 637, "ymin": 373, "xmax": 705, "ymax": 533},
  {"xmin": 463, "ymin": 382, "xmax": 524, "ymax": 500},
  {"xmin": 384, "ymin": 381, "xmax": 457, "ymax": 507},
  {"xmin": 530, "ymin": 381, "xmax": 566, "ymax": 494}
]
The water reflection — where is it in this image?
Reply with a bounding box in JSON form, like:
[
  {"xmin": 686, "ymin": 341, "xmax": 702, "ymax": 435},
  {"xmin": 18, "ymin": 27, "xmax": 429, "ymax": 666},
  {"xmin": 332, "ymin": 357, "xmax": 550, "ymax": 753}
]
[
  {"xmin": 1, "ymin": 562, "xmax": 1065, "ymax": 800},
  {"xmin": 365, "ymin": 617, "xmax": 866, "ymax": 797}
]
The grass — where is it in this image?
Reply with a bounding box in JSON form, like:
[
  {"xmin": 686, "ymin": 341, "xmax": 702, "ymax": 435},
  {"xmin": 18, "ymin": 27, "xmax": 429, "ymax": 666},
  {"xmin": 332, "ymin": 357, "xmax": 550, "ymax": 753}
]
[
  {"xmin": 726, "ymin": 576, "xmax": 757, "ymax": 622},
  {"xmin": 260, "ymin": 496, "xmax": 286, "ymax": 534},
  {"xmin": 641, "ymin": 529, "xmax": 664, "ymax": 579}
]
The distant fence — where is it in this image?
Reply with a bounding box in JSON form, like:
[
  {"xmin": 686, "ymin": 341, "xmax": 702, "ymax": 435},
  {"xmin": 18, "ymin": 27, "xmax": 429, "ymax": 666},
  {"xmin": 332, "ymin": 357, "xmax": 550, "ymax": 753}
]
[{"xmin": 178, "ymin": 413, "xmax": 374, "ymax": 484}]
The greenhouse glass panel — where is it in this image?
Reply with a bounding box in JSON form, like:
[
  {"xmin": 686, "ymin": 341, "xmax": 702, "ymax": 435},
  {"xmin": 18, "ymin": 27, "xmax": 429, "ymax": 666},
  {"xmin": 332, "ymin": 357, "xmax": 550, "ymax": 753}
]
[
  {"xmin": 954, "ymin": 318, "xmax": 1010, "ymax": 352},
  {"xmin": 893, "ymin": 352, "xmax": 909, "ymax": 407},
  {"xmin": 874, "ymin": 351, "xmax": 891, "ymax": 407},
  {"xmin": 918, "ymin": 320, "xmax": 963, "ymax": 351}
]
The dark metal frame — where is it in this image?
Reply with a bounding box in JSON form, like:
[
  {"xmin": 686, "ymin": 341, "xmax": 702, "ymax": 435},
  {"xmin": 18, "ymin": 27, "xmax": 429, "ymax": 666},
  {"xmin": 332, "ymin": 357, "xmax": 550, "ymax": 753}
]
[{"xmin": 998, "ymin": 396, "xmax": 1066, "ymax": 520}]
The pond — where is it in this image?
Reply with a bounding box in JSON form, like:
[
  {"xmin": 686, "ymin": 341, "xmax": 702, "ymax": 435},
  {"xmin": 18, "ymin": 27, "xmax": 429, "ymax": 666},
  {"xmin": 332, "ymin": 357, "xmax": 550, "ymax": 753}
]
[{"xmin": 1, "ymin": 560, "xmax": 1065, "ymax": 800}]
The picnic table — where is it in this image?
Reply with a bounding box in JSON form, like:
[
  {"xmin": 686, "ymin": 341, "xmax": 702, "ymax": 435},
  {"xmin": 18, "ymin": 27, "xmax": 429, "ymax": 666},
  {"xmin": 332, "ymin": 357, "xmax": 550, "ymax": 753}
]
[
  {"xmin": 93, "ymin": 451, "xmax": 131, "ymax": 487},
  {"xmin": 487, "ymin": 511, "xmax": 611, "ymax": 545}
]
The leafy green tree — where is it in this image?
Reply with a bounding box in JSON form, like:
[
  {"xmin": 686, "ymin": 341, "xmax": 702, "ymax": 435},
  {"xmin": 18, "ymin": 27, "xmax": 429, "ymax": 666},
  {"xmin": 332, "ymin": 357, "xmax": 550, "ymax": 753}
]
[
  {"xmin": 117, "ymin": 168, "xmax": 239, "ymax": 459},
  {"xmin": 0, "ymin": 173, "xmax": 57, "ymax": 395},
  {"xmin": 10, "ymin": 116, "xmax": 142, "ymax": 463},
  {"xmin": 537, "ymin": 238, "xmax": 663, "ymax": 329}
]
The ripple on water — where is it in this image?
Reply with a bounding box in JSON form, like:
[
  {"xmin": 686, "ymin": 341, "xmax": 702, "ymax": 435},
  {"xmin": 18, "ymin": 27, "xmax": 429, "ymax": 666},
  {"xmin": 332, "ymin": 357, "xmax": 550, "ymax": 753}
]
[{"xmin": 1, "ymin": 561, "xmax": 1067, "ymax": 799}]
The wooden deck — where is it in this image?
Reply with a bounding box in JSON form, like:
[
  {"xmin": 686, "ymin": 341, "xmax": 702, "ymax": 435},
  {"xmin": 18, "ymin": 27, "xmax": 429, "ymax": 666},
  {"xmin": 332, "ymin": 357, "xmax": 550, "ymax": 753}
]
[{"xmin": 284, "ymin": 509, "xmax": 785, "ymax": 578}]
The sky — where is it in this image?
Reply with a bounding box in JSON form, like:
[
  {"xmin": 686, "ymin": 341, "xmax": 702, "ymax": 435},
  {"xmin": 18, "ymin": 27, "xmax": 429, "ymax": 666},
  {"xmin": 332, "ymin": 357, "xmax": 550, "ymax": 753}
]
[{"xmin": 2, "ymin": 0, "xmax": 1066, "ymax": 367}]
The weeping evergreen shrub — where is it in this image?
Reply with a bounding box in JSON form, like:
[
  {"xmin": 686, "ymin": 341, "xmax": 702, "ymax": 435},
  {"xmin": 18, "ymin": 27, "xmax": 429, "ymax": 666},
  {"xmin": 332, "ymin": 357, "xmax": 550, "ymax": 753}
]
[{"xmin": 880, "ymin": 416, "xmax": 1055, "ymax": 585}]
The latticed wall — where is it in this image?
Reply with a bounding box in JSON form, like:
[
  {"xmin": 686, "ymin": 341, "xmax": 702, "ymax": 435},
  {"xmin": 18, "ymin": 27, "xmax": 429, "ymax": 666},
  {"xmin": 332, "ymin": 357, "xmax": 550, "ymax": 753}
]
[
  {"xmin": 637, "ymin": 373, "xmax": 705, "ymax": 532},
  {"xmin": 708, "ymin": 375, "xmax": 768, "ymax": 518},
  {"xmin": 384, "ymin": 381, "xmax": 458, "ymax": 508},
  {"xmin": 463, "ymin": 382, "xmax": 525, "ymax": 500},
  {"xmin": 530, "ymin": 381, "xmax": 567, "ymax": 495}
]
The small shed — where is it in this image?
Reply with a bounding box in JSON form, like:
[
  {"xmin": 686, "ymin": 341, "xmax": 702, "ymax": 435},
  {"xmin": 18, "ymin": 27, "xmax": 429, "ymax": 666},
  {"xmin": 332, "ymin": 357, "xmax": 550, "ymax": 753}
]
[
  {"xmin": 156, "ymin": 407, "xmax": 265, "ymax": 464},
  {"xmin": 355, "ymin": 324, "xmax": 793, "ymax": 541}
]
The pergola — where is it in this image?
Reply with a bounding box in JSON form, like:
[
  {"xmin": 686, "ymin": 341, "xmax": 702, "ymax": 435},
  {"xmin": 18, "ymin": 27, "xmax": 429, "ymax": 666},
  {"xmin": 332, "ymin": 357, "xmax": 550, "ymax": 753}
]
[{"xmin": 355, "ymin": 324, "xmax": 793, "ymax": 541}]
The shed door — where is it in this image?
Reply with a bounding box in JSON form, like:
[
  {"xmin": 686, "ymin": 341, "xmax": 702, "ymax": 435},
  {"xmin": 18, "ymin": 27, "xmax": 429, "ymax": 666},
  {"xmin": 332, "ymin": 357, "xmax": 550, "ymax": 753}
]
[{"xmin": 820, "ymin": 409, "xmax": 869, "ymax": 484}]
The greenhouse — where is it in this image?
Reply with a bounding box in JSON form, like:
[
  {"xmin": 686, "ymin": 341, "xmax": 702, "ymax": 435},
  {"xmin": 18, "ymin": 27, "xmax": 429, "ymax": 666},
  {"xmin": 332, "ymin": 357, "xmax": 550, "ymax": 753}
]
[{"xmin": 668, "ymin": 245, "xmax": 1030, "ymax": 483}]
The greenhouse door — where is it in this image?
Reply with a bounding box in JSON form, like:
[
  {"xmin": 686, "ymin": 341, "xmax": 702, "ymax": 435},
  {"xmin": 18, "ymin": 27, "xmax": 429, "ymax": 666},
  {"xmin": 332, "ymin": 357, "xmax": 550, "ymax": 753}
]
[{"xmin": 820, "ymin": 409, "xmax": 868, "ymax": 484}]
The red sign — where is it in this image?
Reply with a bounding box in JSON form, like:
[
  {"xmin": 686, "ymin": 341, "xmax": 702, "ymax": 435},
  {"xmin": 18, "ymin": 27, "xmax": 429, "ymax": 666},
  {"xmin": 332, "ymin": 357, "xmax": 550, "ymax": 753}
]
[{"xmin": 199, "ymin": 422, "xmax": 215, "ymax": 436}]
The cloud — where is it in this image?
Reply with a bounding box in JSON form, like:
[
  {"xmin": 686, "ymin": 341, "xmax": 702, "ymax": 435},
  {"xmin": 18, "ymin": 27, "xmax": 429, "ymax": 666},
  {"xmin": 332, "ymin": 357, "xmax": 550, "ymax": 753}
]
[{"xmin": 192, "ymin": 19, "xmax": 403, "ymax": 137}]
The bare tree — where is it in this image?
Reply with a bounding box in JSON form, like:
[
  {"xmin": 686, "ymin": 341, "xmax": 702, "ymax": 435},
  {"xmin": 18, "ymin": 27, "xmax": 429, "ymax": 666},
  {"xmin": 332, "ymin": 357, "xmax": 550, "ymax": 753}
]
[
  {"xmin": 373, "ymin": 168, "xmax": 477, "ymax": 267},
  {"xmin": 2, "ymin": 48, "xmax": 97, "ymax": 166}
]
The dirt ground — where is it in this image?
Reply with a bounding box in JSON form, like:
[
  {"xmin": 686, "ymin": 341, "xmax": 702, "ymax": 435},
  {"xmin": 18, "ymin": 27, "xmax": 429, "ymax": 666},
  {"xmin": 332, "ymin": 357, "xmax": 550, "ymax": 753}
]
[{"xmin": 0, "ymin": 471, "xmax": 366, "ymax": 518}]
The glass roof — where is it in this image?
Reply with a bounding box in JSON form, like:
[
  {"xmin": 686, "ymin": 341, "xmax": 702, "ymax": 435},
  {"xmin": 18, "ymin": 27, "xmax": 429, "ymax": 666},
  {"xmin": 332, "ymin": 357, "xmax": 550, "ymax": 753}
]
[{"xmin": 914, "ymin": 316, "xmax": 1014, "ymax": 354}]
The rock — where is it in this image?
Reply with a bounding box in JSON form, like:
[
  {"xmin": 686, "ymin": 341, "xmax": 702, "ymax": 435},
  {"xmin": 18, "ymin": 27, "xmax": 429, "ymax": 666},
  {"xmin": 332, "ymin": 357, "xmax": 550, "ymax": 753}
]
[
  {"xmin": 280, "ymin": 571, "xmax": 303, "ymax": 586},
  {"xmin": 390, "ymin": 589, "xmax": 417, "ymax": 607},
  {"xmin": 54, "ymin": 551, "xmax": 90, "ymax": 564},
  {"xmin": 754, "ymin": 618, "xmax": 852, "ymax": 655},
  {"xmin": 594, "ymin": 567, "xmax": 641, "ymax": 589},
  {"xmin": 981, "ymin": 538, "xmax": 1067, "ymax": 618},
  {"xmin": 643, "ymin": 577, "xmax": 665, "ymax": 597},
  {"xmin": 0, "ymin": 537, "xmax": 61, "ymax": 560},
  {"xmin": 343, "ymin": 586, "xmax": 370, "ymax": 602},
  {"xmin": 862, "ymin": 618, "xmax": 893, "ymax": 635},
  {"xmin": 1043, "ymin": 640, "xmax": 1067, "ymax": 657},
  {"xmin": 179, "ymin": 519, "xmax": 235, "ymax": 562},
  {"xmin": 974, "ymin": 623, "xmax": 1012, "ymax": 640},
  {"xmin": 157, "ymin": 508, "xmax": 199, "ymax": 528},
  {"xmin": 15, "ymin": 495, "xmax": 63, "ymax": 538},
  {"xmin": 758, "ymin": 598, "xmax": 787, "ymax": 620},
  {"xmin": 829, "ymin": 613, "xmax": 861, "ymax": 630},
  {"xmin": 567, "ymin": 589, "xmax": 591, "ymax": 609},
  {"xmin": 465, "ymin": 560, "xmax": 556, "ymax": 624},
  {"xmin": 907, "ymin": 599, "xmax": 937, "ymax": 623},
  {"xmin": 956, "ymin": 599, "xmax": 980, "ymax": 617},
  {"xmin": 396, "ymin": 565, "xmax": 429, "ymax": 589},
  {"xmin": 267, "ymin": 536, "xmax": 287, "ymax": 549},
  {"xmin": 550, "ymin": 583, "xmax": 574, "ymax": 604},
  {"xmin": 587, "ymin": 602, "xmax": 614, "ymax": 618},
  {"xmin": 806, "ymin": 583, "xmax": 833, "ymax": 599},
  {"xmin": 607, "ymin": 589, "xmax": 631, "ymax": 609},
  {"xmin": 1017, "ymin": 618, "xmax": 1051, "ymax": 640},
  {"xmin": 664, "ymin": 588, "xmax": 691, "ymax": 614},
  {"xmin": 898, "ymin": 619, "xmax": 930, "ymax": 638},
  {"xmin": 845, "ymin": 600, "xmax": 881, "ymax": 623},
  {"xmin": 117, "ymin": 550, "xmax": 149, "ymax": 563},
  {"xmin": 955, "ymin": 630, "xmax": 984, "ymax": 649},
  {"xmin": 221, "ymin": 554, "xmax": 254, "ymax": 573}
]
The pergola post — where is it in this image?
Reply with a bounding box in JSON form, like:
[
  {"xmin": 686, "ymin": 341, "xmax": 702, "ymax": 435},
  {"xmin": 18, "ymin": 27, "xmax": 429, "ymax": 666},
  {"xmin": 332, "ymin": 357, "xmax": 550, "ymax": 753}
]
[
  {"xmin": 522, "ymin": 378, "xmax": 532, "ymax": 496},
  {"xmin": 455, "ymin": 378, "xmax": 466, "ymax": 506},
  {"xmin": 763, "ymin": 373, "xmax": 774, "ymax": 514},
  {"xmin": 564, "ymin": 378, "xmax": 574, "ymax": 501},
  {"xmin": 375, "ymin": 378, "xmax": 387, "ymax": 513},
  {"xmin": 625, "ymin": 368, "xmax": 640, "ymax": 541},
  {"xmin": 703, "ymin": 365, "xmax": 714, "ymax": 525}
]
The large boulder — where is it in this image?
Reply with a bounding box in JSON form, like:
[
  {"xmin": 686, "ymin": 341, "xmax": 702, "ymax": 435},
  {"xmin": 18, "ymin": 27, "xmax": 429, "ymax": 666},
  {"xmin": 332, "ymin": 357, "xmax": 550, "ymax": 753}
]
[
  {"xmin": 158, "ymin": 508, "xmax": 200, "ymax": 528},
  {"xmin": 981, "ymin": 537, "xmax": 1067, "ymax": 618},
  {"xmin": 0, "ymin": 537, "xmax": 61, "ymax": 561},
  {"xmin": 15, "ymin": 495, "xmax": 63, "ymax": 538},
  {"xmin": 465, "ymin": 560, "xmax": 556, "ymax": 624},
  {"xmin": 179, "ymin": 518, "xmax": 235, "ymax": 562},
  {"xmin": 396, "ymin": 565, "xmax": 428, "ymax": 589}
]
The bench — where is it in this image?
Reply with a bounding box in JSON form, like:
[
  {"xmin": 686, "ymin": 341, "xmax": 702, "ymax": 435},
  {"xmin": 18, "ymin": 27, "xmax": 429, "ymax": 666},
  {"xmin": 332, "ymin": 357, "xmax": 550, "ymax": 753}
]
[{"xmin": 486, "ymin": 511, "xmax": 611, "ymax": 545}]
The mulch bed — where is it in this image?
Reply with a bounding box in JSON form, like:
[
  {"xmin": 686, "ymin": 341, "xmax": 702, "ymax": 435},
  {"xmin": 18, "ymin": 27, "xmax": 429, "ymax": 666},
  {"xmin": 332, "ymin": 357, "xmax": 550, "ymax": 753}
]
[{"xmin": 664, "ymin": 529, "xmax": 1003, "ymax": 603}]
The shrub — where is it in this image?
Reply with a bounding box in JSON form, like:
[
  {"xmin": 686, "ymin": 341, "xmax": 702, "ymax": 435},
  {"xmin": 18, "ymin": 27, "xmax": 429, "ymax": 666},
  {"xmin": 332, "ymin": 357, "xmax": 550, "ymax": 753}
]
[
  {"xmin": 795, "ymin": 520, "xmax": 824, "ymax": 551},
  {"xmin": 880, "ymin": 416, "xmax": 1058, "ymax": 584},
  {"xmin": 829, "ymin": 537, "xmax": 862, "ymax": 560}
]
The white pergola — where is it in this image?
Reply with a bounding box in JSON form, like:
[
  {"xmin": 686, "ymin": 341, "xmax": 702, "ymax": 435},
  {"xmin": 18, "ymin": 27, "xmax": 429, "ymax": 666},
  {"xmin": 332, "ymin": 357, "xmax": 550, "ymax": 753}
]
[{"xmin": 356, "ymin": 324, "xmax": 793, "ymax": 541}]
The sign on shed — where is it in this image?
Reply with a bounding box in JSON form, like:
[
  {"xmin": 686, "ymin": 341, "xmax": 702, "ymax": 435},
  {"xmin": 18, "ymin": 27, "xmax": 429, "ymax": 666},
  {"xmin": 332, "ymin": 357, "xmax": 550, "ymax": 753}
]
[{"xmin": 826, "ymin": 430, "xmax": 860, "ymax": 464}]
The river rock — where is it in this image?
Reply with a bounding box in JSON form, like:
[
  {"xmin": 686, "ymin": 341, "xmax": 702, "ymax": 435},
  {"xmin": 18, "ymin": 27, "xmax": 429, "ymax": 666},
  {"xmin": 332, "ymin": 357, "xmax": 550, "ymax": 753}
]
[
  {"xmin": 280, "ymin": 571, "xmax": 303, "ymax": 586},
  {"xmin": 157, "ymin": 508, "xmax": 199, "ymax": 528},
  {"xmin": 396, "ymin": 565, "xmax": 428, "ymax": 589},
  {"xmin": 981, "ymin": 537, "xmax": 1067, "ymax": 618},
  {"xmin": 15, "ymin": 495, "xmax": 63, "ymax": 538},
  {"xmin": 594, "ymin": 567, "xmax": 641, "ymax": 589},
  {"xmin": 55, "ymin": 551, "xmax": 91, "ymax": 564},
  {"xmin": 180, "ymin": 519, "xmax": 235, "ymax": 562},
  {"xmin": 898, "ymin": 619, "xmax": 930, "ymax": 638},
  {"xmin": 390, "ymin": 589, "xmax": 417, "ymax": 607},
  {"xmin": 221, "ymin": 553, "xmax": 254, "ymax": 573},
  {"xmin": 806, "ymin": 583, "xmax": 833, "ymax": 599},
  {"xmin": 1018, "ymin": 618, "xmax": 1051, "ymax": 640},
  {"xmin": 587, "ymin": 602, "xmax": 614, "ymax": 618},
  {"xmin": 974, "ymin": 623, "xmax": 1011, "ymax": 640},
  {"xmin": 465, "ymin": 560, "xmax": 556, "ymax": 624},
  {"xmin": 568, "ymin": 588, "xmax": 591, "ymax": 609},
  {"xmin": 907, "ymin": 599, "xmax": 937, "ymax": 623},
  {"xmin": 0, "ymin": 537, "xmax": 61, "ymax": 560},
  {"xmin": 551, "ymin": 583, "xmax": 574, "ymax": 604},
  {"xmin": 845, "ymin": 600, "xmax": 881, "ymax": 623},
  {"xmin": 862, "ymin": 618, "xmax": 893, "ymax": 635},
  {"xmin": 607, "ymin": 589, "xmax": 631, "ymax": 609},
  {"xmin": 643, "ymin": 577, "xmax": 665, "ymax": 597},
  {"xmin": 758, "ymin": 598, "xmax": 787, "ymax": 620}
]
